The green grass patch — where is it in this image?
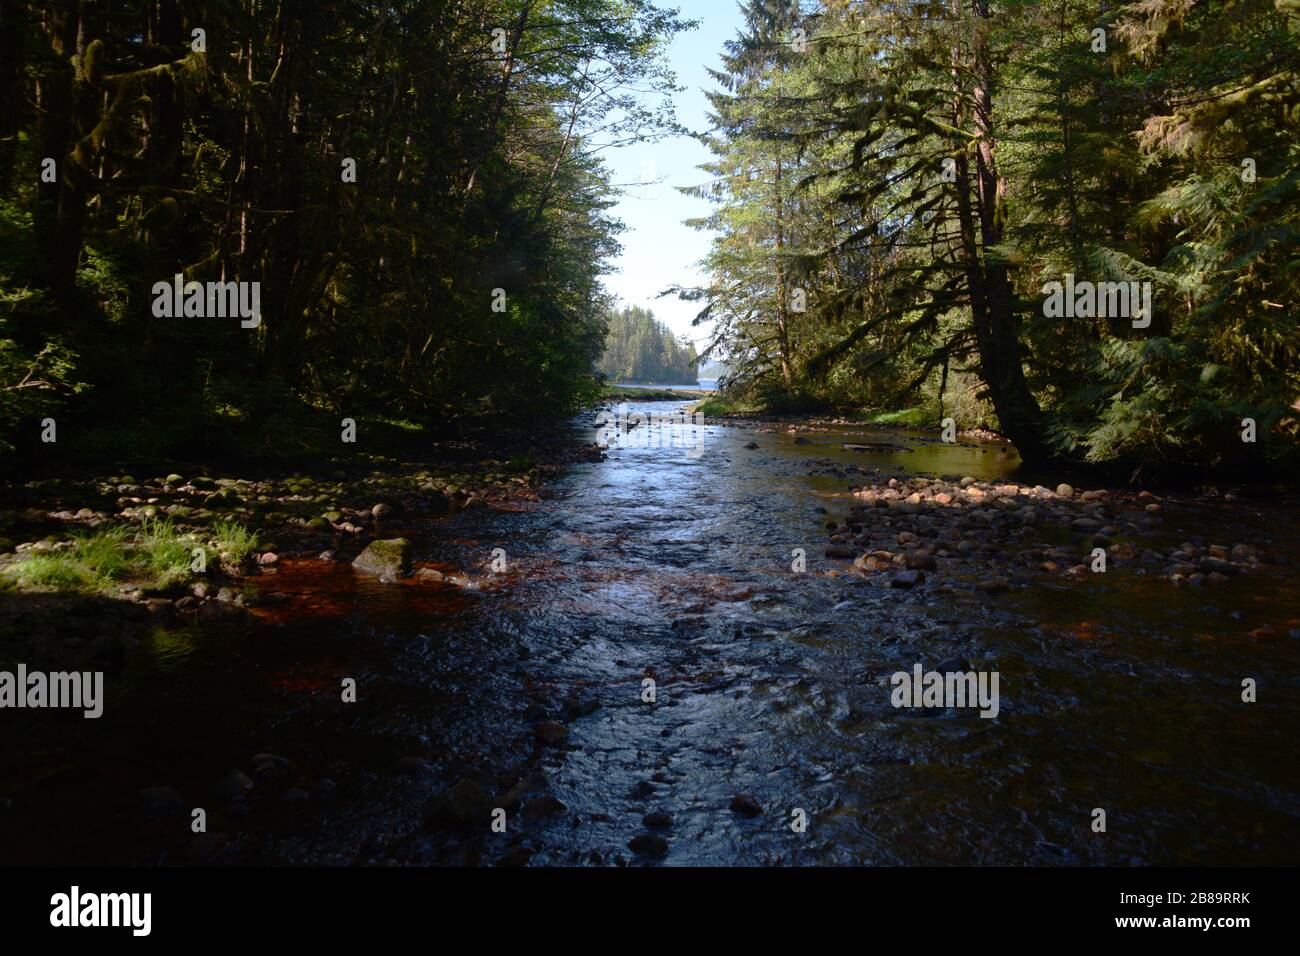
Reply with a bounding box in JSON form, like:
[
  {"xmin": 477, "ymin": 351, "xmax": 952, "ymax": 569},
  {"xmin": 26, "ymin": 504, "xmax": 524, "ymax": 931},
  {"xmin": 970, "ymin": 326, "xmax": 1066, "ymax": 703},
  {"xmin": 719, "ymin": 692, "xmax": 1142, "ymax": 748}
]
[
  {"xmin": 864, "ymin": 407, "xmax": 928, "ymax": 427},
  {"xmin": 138, "ymin": 517, "xmax": 198, "ymax": 587},
  {"xmin": 1, "ymin": 517, "xmax": 258, "ymax": 595},
  {"xmin": 212, "ymin": 518, "xmax": 259, "ymax": 563},
  {"xmin": 3, "ymin": 553, "xmax": 102, "ymax": 591},
  {"xmin": 693, "ymin": 395, "xmax": 759, "ymax": 417},
  {"xmin": 72, "ymin": 525, "xmax": 131, "ymax": 580}
]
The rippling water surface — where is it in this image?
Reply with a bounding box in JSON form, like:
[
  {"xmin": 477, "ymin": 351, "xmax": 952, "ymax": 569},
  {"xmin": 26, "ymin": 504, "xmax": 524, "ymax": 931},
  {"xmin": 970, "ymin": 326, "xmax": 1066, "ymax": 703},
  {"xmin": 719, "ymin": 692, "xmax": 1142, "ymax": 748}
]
[{"xmin": 5, "ymin": 401, "xmax": 1299, "ymax": 865}]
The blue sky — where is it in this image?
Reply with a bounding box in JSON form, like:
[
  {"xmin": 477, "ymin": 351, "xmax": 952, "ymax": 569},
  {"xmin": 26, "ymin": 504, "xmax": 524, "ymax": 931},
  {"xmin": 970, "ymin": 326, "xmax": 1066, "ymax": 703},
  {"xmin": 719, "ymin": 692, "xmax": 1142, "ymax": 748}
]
[{"xmin": 598, "ymin": 1, "xmax": 746, "ymax": 351}]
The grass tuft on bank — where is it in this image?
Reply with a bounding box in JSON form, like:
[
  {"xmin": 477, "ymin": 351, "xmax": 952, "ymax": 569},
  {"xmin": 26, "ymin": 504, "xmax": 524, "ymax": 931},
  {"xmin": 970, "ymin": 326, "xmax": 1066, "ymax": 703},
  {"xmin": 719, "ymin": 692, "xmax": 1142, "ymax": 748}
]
[
  {"xmin": 693, "ymin": 395, "xmax": 760, "ymax": 417},
  {"xmin": 863, "ymin": 407, "xmax": 928, "ymax": 427},
  {"xmin": 0, "ymin": 519, "xmax": 258, "ymax": 595}
]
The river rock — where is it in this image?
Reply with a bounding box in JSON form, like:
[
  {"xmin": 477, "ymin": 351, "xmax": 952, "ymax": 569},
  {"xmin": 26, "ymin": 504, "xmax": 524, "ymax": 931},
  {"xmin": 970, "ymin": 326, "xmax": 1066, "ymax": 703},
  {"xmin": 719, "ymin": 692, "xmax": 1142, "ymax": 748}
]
[
  {"xmin": 215, "ymin": 769, "xmax": 253, "ymax": 801},
  {"xmin": 500, "ymin": 771, "xmax": 549, "ymax": 811},
  {"xmin": 628, "ymin": 833, "xmax": 669, "ymax": 857},
  {"xmin": 890, "ymin": 569, "xmax": 925, "ymax": 588},
  {"xmin": 139, "ymin": 786, "xmax": 185, "ymax": 815},
  {"xmin": 1198, "ymin": 557, "xmax": 1236, "ymax": 576},
  {"xmin": 904, "ymin": 551, "xmax": 937, "ymax": 571},
  {"xmin": 252, "ymin": 753, "xmax": 289, "ymax": 776},
  {"xmin": 352, "ymin": 538, "xmax": 412, "ymax": 581},
  {"xmin": 424, "ymin": 778, "xmax": 494, "ymax": 828},
  {"xmin": 729, "ymin": 794, "xmax": 762, "ymax": 817},
  {"xmin": 535, "ymin": 720, "xmax": 569, "ymax": 746},
  {"xmin": 523, "ymin": 795, "xmax": 567, "ymax": 819}
]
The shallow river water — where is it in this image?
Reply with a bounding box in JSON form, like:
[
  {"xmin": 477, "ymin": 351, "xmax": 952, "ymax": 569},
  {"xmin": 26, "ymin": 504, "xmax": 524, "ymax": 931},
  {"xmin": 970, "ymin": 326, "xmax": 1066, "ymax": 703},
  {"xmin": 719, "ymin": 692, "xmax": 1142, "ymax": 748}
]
[{"xmin": 4, "ymin": 401, "xmax": 1299, "ymax": 865}]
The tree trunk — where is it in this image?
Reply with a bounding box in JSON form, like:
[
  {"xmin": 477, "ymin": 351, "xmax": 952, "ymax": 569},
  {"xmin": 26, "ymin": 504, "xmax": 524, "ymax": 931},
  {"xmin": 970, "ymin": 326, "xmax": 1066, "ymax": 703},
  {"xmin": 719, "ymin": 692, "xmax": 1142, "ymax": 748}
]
[
  {"xmin": 33, "ymin": 0, "xmax": 83, "ymax": 302},
  {"xmin": 954, "ymin": 0, "xmax": 1051, "ymax": 465}
]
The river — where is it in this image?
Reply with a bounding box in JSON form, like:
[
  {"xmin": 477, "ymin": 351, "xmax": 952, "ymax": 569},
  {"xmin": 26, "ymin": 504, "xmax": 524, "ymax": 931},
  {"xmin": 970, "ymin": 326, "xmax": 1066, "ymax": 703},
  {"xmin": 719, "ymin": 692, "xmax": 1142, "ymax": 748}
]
[{"xmin": 3, "ymin": 400, "xmax": 1298, "ymax": 866}]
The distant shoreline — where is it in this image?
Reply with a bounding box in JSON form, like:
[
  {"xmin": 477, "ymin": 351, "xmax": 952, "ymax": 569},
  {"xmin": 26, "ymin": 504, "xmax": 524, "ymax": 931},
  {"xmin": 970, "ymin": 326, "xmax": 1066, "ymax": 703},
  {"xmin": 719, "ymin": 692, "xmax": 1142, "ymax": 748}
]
[
  {"xmin": 614, "ymin": 380, "xmax": 717, "ymax": 392},
  {"xmin": 608, "ymin": 384, "xmax": 712, "ymax": 401}
]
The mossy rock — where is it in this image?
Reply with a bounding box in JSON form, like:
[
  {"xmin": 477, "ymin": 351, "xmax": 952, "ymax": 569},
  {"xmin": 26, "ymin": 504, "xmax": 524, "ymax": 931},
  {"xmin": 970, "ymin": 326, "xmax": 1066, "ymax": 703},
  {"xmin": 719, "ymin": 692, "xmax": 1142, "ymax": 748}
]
[
  {"xmin": 190, "ymin": 476, "xmax": 218, "ymax": 490},
  {"xmin": 352, "ymin": 538, "xmax": 412, "ymax": 582}
]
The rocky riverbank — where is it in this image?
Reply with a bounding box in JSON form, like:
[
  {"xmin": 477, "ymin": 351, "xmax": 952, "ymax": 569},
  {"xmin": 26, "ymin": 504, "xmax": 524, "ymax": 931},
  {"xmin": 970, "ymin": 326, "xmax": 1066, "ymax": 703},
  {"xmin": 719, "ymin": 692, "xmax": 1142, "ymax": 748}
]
[
  {"xmin": 821, "ymin": 473, "xmax": 1291, "ymax": 630},
  {"xmin": 0, "ymin": 440, "xmax": 610, "ymax": 670},
  {"xmin": 700, "ymin": 407, "xmax": 1008, "ymax": 444}
]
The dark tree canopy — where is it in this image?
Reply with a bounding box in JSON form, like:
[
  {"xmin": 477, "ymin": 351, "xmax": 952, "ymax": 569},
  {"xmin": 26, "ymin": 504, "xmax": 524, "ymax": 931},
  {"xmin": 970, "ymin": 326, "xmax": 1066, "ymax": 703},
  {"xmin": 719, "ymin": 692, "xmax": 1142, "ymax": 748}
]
[
  {"xmin": 0, "ymin": 0, "xmax": 689, "ymax": 462},
  {"xmin": 685, "ymin": 0, "xmax": 1300, "ymax": 473}
]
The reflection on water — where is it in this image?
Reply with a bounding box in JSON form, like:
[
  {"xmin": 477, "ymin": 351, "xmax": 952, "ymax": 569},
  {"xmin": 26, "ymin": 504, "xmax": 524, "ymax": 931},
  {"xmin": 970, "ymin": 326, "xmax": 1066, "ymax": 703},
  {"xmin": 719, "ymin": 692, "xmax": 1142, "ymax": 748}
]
[{"xmin": 3, "ymin": 401, "xmax": 1298, "ymax": 865}]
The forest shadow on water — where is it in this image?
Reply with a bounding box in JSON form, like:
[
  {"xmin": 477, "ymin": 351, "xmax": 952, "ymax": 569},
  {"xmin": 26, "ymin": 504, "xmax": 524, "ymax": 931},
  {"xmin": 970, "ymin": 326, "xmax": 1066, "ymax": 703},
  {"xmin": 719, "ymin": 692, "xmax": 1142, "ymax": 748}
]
[{"xmin": 2, "ymin": 401, "xmax": 1298, "ymax": 866}]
